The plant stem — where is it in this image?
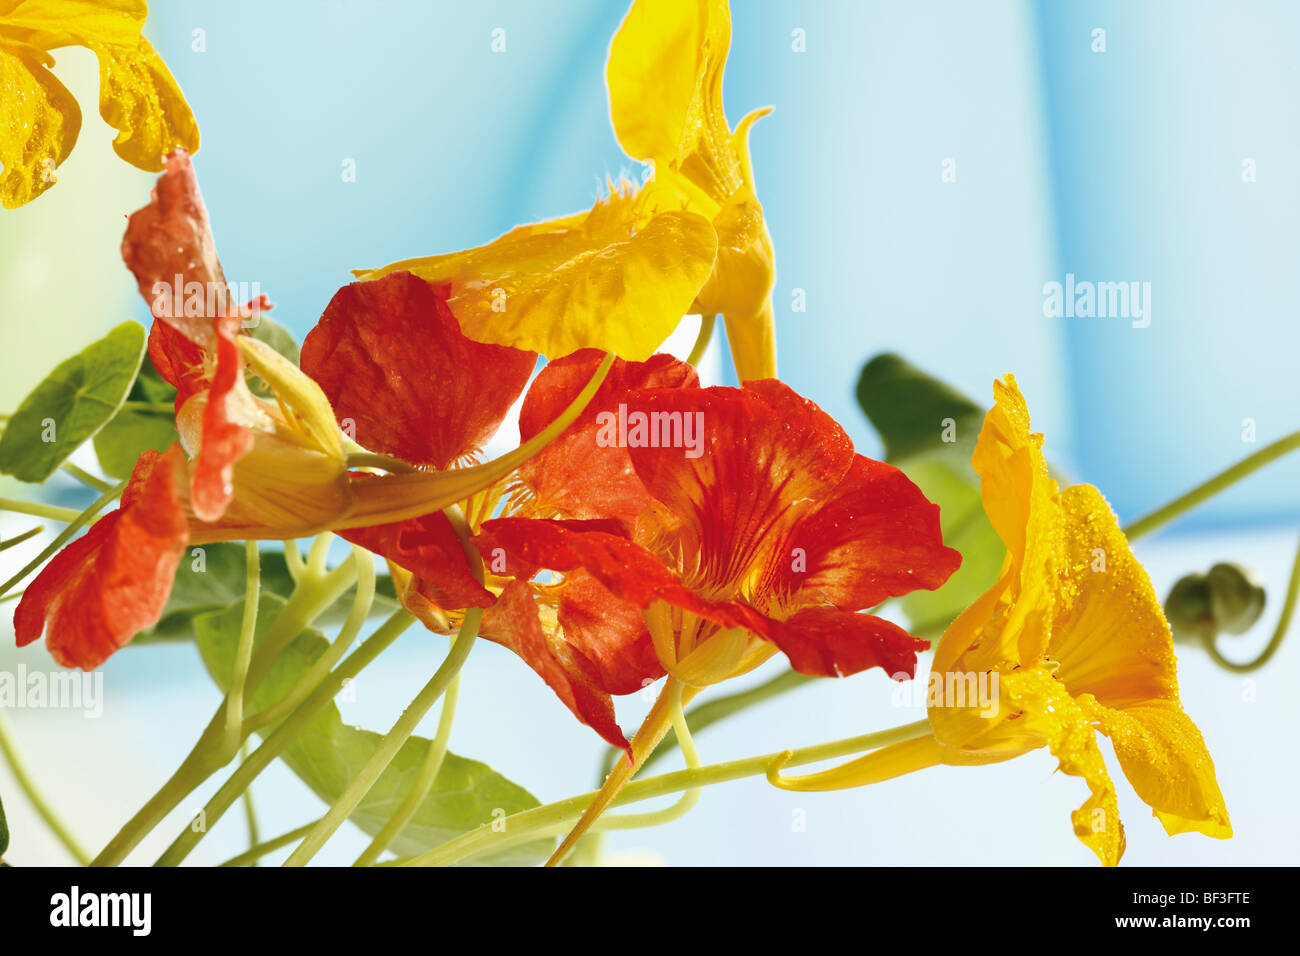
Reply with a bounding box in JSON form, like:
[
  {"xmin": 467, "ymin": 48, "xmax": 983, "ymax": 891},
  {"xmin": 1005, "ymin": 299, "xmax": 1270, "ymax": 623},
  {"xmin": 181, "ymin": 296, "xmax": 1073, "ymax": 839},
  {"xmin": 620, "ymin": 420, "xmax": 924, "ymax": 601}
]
[
  {"xmin": 354, "ymin": 671, "xmax": 460, "ymax": 866},
  {"xmin": 686, "ymin": 314, "xmax": 716, "ymax": 367},
  {"xmin": 223, "ymin": 541, "xmax": 261, "ymax": 747},
  {"xmin": 0, "ymin": 710, "xmax": 90, "ymax": 865},
  {"xmin": 0, "ymin": 498, "xmax": 82, "ymax": 523},
  {"xmin": 392, "ymin": 718, "xmax": 933, "ymax": 867},
  {"xmin": 1125, "ymin": 428, "xmax": 1300, "ymax": 540},
  {"xmin": 218, "ymin": 820, "xmax": 320, "ymax": 867},
  {"xmin": 239, "ymin": 744, "xmax": 260, "ymax": 861},
  {"xmin": 1202, "ymin": 533, "xmax": 1300, "ymax": 673},
  {"xmin": 61, "ymin": 463, "xmax": 113, "ymax": 492},
  {"xmin": 154, "ymin": 610, "xmax": 416, "ymax": 866},
  {"xmin": 283, "ymin": 609, "xmax": 481, "ymax": 866},
  {"xmin": 0, "ymin": 481, "xmax": 124, "ymax": 598}
]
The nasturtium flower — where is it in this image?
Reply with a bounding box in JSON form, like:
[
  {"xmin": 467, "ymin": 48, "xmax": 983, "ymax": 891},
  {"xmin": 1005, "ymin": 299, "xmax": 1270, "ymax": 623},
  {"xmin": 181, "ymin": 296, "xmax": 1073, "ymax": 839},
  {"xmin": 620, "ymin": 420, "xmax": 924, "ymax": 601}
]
[
  {"xmin": 301, "ymin": 282, "xmax": 701, "ymax": 751},
  {"xmin": 14, "ymin": 153, "xmax": 601, "ymax": 668},
  {"xmin": 355, "ymin": 0, "xmax": 776, "ymax": 379},
  {"xmin": 478, "ymin": 370, "xmax": 960, "ymax": 752},
  {"xmin": 607, "ymin": 0, "xmax": 777, "ymax": 381},
  {"xmin": 770, "ymin": 376, "xmax": 1232, "ymax": 866},
  {"xmin": 0, "ymin": 0, "xmax": 199, "ymax": 208}
]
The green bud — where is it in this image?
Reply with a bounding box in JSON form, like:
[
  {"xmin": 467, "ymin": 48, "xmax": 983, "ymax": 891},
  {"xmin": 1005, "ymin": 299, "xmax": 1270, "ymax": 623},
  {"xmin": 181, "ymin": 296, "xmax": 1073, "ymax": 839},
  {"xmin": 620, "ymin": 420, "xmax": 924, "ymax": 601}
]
[{"xmin": 1205, "ymin": 563, "xmax": 1267, "ymax": 635}]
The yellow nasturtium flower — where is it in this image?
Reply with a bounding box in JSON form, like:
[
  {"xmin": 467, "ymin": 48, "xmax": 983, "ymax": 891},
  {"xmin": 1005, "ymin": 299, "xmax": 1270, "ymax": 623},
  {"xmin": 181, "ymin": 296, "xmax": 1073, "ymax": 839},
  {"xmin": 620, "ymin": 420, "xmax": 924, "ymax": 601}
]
[
  {"xmin": 0, "ymin": 0, "xmax": 199, "ymax": 208},
  {"xmin": 357, "ymin": 0, "xmax": 776, "ymax": 378},
  {"xmin": 771, "ymin": 376, "xmax": 1232, "ymax": 866}
]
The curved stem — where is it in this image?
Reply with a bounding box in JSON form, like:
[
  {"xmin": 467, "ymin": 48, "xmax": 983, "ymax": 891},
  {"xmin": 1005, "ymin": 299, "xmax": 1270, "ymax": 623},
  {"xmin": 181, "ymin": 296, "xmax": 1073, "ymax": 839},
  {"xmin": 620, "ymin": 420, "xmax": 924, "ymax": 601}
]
[
  {"xmin": 219, "ymin": 819, "xmax": 319, "ymax": 867},
  {"xmin": 283, "ymin": 609, "xmax": 480, "ymax": 866},
  {"xmin": 61, "ymin": 463, "xmax": 113, "ymax": 492},
  {"xmin": 0, "ymin": 525, "xmax": 43, "ymax": 553},
  {"xmin": 1125, "ymin": 428, "xmax": 1300, "ymax": 540},
  {"xmin": 223, "ymin": 541, "xmax": 261, "ymax": 747},
  {"xmin": 154, "ymin": 610, "xmax": 417, "ymax": 866},
  {"xmin": 0, "ymin": 710, "xmax": 90, "ymax": 865},
  {"xmin": 353, "ymin": 672, "xmax": 460, "ymax": 866},
  {"xmin": 392, "ymin": 718, "xmax": 933, "ymax": 867},
  {"xmin": 686, "ymin": 314, "xmax": 716, "ymax": 367},
  {"xmin": 1202, "ymin": 534, "xmax": 1300, "ymax": 673}
]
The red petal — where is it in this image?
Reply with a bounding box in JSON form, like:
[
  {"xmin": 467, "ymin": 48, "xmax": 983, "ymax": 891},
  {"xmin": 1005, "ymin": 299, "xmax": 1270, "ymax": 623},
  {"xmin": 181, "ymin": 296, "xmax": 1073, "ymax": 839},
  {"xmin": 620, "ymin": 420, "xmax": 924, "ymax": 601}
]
[
  {"xmin": 340, "ymin": 511, "xmax": 493, "ymax": 610},
  {"xmin": 301, "ymin": 273, "xmax": 537, "ymax": 469},
  {"xmin": 774, "ymin": 454, "xmax": 961, "ymax": 611},
  {"xmin": 14, "ymin": 448, "xmax": 190, "ymax": 669},
  {"xmin": 516, "ymin": 349, "xmax": 698, "ymax": 526},
  {"xmin": 187, "ymin": 317, "xmax": 253, "ymax": 521},
  {"xmin": 147, "ymin": 320, "xmax": 207, "ymax": 406},
  {"xmin": 480, "ymin": 580, "xmax": 632, "ymax": 754},
  {"xmin": 121, "ymin": 149, "xmax": 230, "ymax": 352},
  {"xmin": 765, "ymin": 606, "xmax": 929, "ymax": 679},
  {"xmin": 554, "ymin": 570, "xmax": 665, "ymax": 695}
]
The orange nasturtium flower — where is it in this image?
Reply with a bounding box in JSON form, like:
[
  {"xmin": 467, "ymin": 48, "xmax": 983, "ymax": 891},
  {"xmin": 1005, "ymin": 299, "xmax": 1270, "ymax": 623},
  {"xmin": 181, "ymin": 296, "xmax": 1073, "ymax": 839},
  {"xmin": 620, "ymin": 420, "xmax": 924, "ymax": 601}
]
[
  {"xmin": 475, "ymin": 371, "xmax": 961, "ymax": 862},
  {"xmin": 14, "ymin": 152, "xmax": 605, "ymax": 669},
  {"xmin": 355, "ymin": 0, "xmax": 777, "ymax": 381},
  {"xmin": 770, "ymin": 376, "xmax": 1232, "ymax": 866},
  {"xmin": 0, "ymin": 0, "xmax": 199, "ymax": 207}
]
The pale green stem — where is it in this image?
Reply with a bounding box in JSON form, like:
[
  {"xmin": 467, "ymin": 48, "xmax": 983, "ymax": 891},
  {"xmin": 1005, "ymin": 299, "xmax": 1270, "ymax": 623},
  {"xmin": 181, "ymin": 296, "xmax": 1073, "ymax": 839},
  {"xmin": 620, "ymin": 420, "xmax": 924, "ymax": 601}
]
[
  {"xmin": 219, "ymin": 820, "xmax": 320, "ymax": 867},
  {"xmin": 0, "ymin": 525, "xmax": 43, "ymax": 553},
  {"xmin": 239, "ymin": 743, "xmax": 260, "ymax": 861},
  {"xmin": 1125, "ymin": 428, "xmax": 1300, "ymax": 540},
  {"xmin": 154, "ymin": 611, "xmax": 417, "ymax": 867},
  {"xmin": 391, "ymin": 719, "xmax": 933, "ymax": 867},
  {"xmin": 0, "ymin": 709, "xmax": 90, "ymax": 865},
  {"xmin": 0, "ymin": 498, "xmax": 82, "ymax": 523},
  {"xmin": 686, "ymin": 314, "xmax": 717, "ymax": 367},
  {"xmin": 223, "ymin": 540, "xmax": 261, "ymax": 747},
  {"xmin": 243, "ymin": 548, "xmax": 376, "ymax": 734},
  {"xmin": 283, "ymin": 608, "xmax": 481, "ymax": 867},
  {"xmin": 0, "ymin": 481, "xmax": 124, "ymax": 598},
  {"xmin": 60, "ymin": 462, "xmax": 113, "ymax": 493},
  {"xmin": 284, "ymin": 539, "xmax": 305, "ymax": 582},
  {"xmin": 353, "ymin": 671, "xmax": 460, "ymax": 866}
]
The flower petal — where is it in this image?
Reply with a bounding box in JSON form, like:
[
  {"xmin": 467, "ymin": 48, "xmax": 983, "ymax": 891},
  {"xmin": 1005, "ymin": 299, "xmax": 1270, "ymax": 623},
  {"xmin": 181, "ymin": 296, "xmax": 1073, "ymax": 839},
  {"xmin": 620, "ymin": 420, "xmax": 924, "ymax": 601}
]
[
  {"xmin": 625, "ymin": 378, "xmax": 855, "ymax": 600},
  {"xmin": 90, "ymin": 34, "xmax": 199, "ymax": 170},
  {"xmin": 516, "ymin": 348, "xmax": 698, "ymax": 526},
  {"xmin": 777, "ymin": 454, "xmax": 961, "ymax": 613},
  {"xmin": 301, "ymin": 272, "xmax": 536, "ymax": 469},
  {"xmin": 1093, "ymin": 698, "xmax": 1232, "ymax": 841},
  {"xmin": 479, "ymin": 580, "xmax": 632, "ymax": 754},
  {"xmin": 340, "ymin": 510, "xmax": 493, "ymax": 611},
  {"xmin": 0, "ymin": 43, "xmax": 82, "ymax": 208},
  {"xmin": 765, "ymin": 605, "xmax": 929, "ymax": 679},
  {"xmin": 354, "ymin": 187, "xmax": 718, "ymax": 362},
  {"xmin": 13, "ymin": 446, "xmax": 188, "ymax": 668}
]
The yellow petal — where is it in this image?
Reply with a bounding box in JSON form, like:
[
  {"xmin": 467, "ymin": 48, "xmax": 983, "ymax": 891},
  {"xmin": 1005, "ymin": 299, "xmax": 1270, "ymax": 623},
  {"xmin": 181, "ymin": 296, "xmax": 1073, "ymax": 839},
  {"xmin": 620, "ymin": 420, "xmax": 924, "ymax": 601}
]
[
  {"xmin": 356, "ymin": 188, "xmax": 718, "ymax": 361},
  {"xmin": 1000, "ymin": 668, "xmax": 1127, "ymax": 866},
  {"xmin": 1093, "ymin": 698, "xmax": 1232, "ymax": 841},
  {"xmin": 1049, "ymin": 483, "xmax": 1180, "ymax": 706},
  {"xmin": 0, "ymin": 0, "xmax": 145, "ymax": 48},
  {"xmin": 0, "ymin": 42, "xmax": 81, "ymax": 208},
  {"xmin": 90, "ymin": 34, "xmax": 199, "ymax": 170}
]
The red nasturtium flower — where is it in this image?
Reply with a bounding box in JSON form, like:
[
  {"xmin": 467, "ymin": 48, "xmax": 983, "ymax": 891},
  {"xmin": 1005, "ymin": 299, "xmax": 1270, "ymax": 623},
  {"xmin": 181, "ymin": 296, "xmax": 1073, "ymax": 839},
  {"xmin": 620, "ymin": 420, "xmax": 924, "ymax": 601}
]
[
  {"xmin": 14, "ymin": 152, "xmax": 596, "ymax": 669},
  {"xmin": 473, "ymin": 356, "xmax": 962, "ymax": 861}
]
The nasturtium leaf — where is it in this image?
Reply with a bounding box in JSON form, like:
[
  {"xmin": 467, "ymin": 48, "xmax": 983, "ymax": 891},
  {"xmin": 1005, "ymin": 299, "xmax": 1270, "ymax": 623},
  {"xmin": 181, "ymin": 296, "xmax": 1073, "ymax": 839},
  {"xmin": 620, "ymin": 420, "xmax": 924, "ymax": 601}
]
[
  {"xmin": 136, "ymin": 543, "xmax": 398, "ymax": 643},
  {"xmin": 856, "ymin": 353, "xmax": 1005, "ymax": 630},
  {"xmin": 93, "ymin": 360, "xmax": 178, "ymax": 479},
  {"xmin": 196, "ymin": 595, "xmax": 550, "ymax": 864},
  {"xmin": 0, "ymin": 322, "xmax": 147, "ymax": 482}
]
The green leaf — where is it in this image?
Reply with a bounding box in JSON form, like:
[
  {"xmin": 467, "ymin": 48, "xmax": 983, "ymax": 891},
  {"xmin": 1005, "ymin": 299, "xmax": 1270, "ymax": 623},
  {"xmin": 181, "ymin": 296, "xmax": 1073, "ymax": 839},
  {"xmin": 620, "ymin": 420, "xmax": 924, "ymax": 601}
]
[
  {"xmin": 0, "ymin": 322, "xmax": 147, "ymax": 482},
  {"xmin": 196, "ymin": 595, "xmax": 549, "ymax": 864},
  {"xmin": 94, "ymin": 359, "xmax": 179, "ymax": 479},
  {"xmin": 0, "ymin": 790, "xmax": 9, "ymax": 858},
  {"xmin": 856, "ymin": 353, "xmax": 1005, "ymax": 629},
  {"xmin": 137, "ymin": 543, "xmax": 399, "ymax": 643}
]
